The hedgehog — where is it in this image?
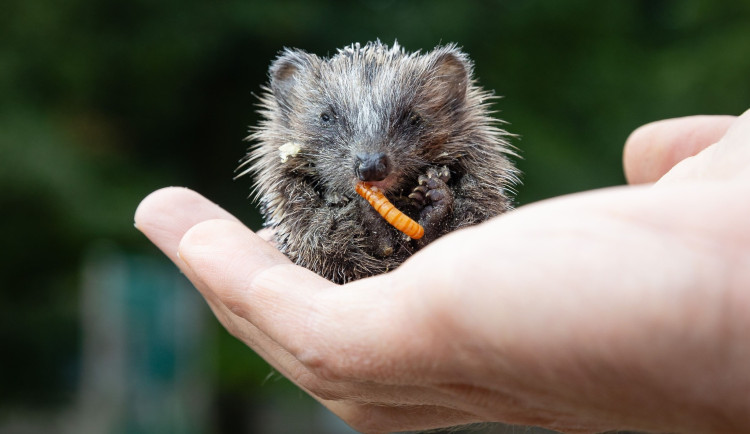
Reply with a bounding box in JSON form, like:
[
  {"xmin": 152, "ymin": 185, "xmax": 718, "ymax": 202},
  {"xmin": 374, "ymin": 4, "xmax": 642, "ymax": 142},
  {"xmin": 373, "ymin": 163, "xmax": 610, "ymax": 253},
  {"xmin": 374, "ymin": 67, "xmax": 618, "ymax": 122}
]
[{"xmin": 239, "ymin": 41, "xmax": 519, "ymax": 284}]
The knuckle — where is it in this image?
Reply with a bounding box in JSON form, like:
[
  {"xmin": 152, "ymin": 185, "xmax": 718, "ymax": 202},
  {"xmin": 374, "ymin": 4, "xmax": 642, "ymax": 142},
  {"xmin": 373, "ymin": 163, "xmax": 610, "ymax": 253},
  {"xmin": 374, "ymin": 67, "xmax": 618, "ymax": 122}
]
[{"xmin": 296, "ymin": 345, "xmax": 351, "ymax": 383}]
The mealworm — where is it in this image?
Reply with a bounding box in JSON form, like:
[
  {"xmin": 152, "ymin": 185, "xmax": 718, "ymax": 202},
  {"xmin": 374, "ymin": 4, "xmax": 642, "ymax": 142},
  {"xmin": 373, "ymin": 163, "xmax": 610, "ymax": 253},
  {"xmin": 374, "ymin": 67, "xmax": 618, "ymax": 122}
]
[{"xmin": 355, "ymin": 181, "xmax": 425, "ymax": 240}]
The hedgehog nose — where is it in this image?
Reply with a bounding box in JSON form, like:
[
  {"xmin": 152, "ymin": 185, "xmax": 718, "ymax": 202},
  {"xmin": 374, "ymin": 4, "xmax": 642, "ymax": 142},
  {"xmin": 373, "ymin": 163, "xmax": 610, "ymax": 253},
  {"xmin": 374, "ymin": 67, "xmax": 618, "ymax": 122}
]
[{"xmin": 355, "ymin": 152, "xmax": 391, "ymax": 182}]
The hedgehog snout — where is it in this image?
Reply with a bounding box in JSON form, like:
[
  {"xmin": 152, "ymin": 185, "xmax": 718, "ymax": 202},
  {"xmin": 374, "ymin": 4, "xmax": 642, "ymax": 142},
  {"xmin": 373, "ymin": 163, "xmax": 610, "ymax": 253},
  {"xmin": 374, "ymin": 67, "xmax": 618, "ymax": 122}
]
[{"xmin": 355, "ymin": 152, "xmax": 391, "ymax": 182}]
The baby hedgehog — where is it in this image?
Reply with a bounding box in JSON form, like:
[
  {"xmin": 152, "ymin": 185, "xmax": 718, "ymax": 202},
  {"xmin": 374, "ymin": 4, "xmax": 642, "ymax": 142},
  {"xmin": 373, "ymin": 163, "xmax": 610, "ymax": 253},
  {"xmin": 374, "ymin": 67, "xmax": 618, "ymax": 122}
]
[{"xmin": 241, "ymin": 41, "xmax": 519, "ymax": 284}]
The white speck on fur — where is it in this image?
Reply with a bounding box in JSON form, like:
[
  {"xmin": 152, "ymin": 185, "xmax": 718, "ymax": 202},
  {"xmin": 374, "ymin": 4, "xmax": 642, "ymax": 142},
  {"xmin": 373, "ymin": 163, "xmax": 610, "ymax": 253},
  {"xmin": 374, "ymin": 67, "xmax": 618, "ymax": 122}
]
[{"xmin": 278, "ymin": 141, "xmax": 302, "ymax": 163}]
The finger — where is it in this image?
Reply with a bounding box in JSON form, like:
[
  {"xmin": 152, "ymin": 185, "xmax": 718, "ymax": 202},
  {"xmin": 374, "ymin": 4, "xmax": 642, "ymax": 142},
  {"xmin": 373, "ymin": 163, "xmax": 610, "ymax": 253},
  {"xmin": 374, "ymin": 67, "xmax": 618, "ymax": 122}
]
[
  {"xmin": 176, "ymin": 219, "xmax": 445, "ymax": 385},
  {"xmin": 178, "ymin": 218, "xmax": 329, "ymax": 325},
  {"xmin": 134, "ymin": 186, "xmax": 246, "ymax": 325},
  {"xmin": 135, "ymin": 189, "xmax": 486, "ymax": 424},
  {"xmin": 134, "ymin": 188, "xmax": 299, "ymax": 368},
  {"xmin": 134, "ymin": 186, "xmax": 301, "ymax": 333},
  {"xmin": 178, "ymin": 219, "xmax": 384, "ymax": 366},
  {"xmin": 134, "ymin": 186, "xmax": 241, "ymax": 262},
  {"xmin": 623, "ymin": 114, "xmax": 736, "ymax": 184},
  {"xmin": 135, "ymin": 189, "xmax": 448, "ymax": 401},
  {"xmin": 177, "ymin": 218, "xmax": 341, "ymax": 376},
  {"xmin": 134, "ymin": 187, "xmax": 250, "ymax": 329},
  {"xmin": 176, "ymin": 220, "xmax": 459, "ymax": 410},
  {"xmin": 657, "ymin": 108, "xmax": 750, "ymax": 184},
  {"xmin": 135, "ymin": 188, "xmax": 324, "ymax": 403},
  {"xmin": 704, "ymin": 108, "xmax": 750, "ymax": 180}
]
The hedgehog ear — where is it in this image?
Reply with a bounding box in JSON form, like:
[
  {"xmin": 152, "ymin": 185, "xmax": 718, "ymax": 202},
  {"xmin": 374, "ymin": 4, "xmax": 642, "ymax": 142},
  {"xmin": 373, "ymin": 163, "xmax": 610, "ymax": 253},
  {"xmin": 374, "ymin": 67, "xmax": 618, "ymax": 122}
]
[
  {"xmin": 423, "ymin": 48, "xmax": 471, "ymax": 111},
  {"xmin": 269, "ymin": 49, "xmax": 316, "ymax": 112}
]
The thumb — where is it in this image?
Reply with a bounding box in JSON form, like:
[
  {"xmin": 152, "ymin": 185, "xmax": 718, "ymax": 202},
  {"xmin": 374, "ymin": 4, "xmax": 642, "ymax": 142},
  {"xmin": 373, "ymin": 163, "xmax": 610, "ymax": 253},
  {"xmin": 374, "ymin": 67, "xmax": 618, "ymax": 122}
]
[{"xmin": 623, "ymin": 114, "xmax": 736, "ymax": 184}]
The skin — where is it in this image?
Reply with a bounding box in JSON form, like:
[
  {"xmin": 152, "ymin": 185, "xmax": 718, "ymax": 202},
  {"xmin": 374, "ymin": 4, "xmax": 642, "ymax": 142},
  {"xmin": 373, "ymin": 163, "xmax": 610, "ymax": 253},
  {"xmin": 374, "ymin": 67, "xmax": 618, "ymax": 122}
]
[{"xmin": 135, "ymin": 110, "xmax": 750, "ymax": 433}]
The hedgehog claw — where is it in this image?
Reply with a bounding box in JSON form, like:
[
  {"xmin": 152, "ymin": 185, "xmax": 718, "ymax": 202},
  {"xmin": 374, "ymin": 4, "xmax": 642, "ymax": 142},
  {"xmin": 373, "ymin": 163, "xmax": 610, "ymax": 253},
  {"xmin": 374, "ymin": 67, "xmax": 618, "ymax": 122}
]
[
  {"xmin": 436, "ymin": 166, "xmax": 450, "ymax": 183},
  {"xmin": 408, "ymin": 191, "xmax": 425, "ymax": 204}
]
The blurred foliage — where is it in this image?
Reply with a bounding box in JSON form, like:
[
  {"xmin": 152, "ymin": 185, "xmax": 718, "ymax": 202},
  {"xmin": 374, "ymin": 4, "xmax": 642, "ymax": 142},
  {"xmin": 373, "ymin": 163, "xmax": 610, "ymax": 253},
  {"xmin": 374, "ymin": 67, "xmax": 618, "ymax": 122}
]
[{"xmin": 1, "ymin": 0, "xmax": 749, "ymax": 427}]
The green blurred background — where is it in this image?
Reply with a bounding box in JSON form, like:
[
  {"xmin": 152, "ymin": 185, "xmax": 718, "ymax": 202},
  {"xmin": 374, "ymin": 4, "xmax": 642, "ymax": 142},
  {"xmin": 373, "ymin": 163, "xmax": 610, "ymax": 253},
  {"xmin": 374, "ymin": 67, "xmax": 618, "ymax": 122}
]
[{"xmin": 1, "ymin": 1, "xmax": 748, "ymax": 433}]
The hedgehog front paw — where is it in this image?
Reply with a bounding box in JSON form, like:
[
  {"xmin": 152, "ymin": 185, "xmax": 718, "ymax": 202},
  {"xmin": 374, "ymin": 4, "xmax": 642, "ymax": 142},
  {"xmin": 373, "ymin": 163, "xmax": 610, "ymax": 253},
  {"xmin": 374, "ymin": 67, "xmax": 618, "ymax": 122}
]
[
  {"xmin": 408, "ymin": 166, "xmax": 453, "ymax": 233},
  {"xmin": 408, "ymin": 166, "xmax": 450, "ymax": 205}
]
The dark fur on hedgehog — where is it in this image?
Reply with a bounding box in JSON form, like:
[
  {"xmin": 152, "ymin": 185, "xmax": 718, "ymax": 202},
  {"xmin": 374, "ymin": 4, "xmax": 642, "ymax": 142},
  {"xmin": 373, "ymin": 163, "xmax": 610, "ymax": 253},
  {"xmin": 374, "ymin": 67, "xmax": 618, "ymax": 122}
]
[{"xmin": 240, "ymin": 41, "xmax": 519, "ymax": 284}]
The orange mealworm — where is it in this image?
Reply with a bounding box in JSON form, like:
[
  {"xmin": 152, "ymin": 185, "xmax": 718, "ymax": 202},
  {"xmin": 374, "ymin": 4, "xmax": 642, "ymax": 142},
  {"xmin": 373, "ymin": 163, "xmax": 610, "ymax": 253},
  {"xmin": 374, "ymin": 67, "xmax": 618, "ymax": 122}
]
[{"xmin": 355, "ymin": 181, "xmax": 425, "ymax": 240}]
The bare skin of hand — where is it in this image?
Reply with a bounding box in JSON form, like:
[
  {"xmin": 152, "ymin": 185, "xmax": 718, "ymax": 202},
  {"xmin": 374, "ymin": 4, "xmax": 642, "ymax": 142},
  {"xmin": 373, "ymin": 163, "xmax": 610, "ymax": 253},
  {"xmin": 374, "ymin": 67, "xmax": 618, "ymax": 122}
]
[{"xmin": 135, "ymin": 110, "xmax": 750, "ymax": 433}]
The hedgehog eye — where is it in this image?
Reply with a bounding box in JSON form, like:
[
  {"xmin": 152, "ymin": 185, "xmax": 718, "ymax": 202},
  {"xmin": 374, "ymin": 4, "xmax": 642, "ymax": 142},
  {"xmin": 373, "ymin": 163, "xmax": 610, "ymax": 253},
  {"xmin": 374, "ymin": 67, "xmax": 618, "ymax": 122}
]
[{"xmin": 320, "ymin": 112, "xmax": 334, "ymax": 125}]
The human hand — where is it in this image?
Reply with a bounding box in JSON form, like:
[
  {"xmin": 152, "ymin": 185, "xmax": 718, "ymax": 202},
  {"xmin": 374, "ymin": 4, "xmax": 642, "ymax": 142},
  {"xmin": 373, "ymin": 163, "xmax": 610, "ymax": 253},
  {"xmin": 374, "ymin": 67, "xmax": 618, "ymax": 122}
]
[{"xmin": 135, "ymin": 110, "xmax": 750, "ymax": 433}]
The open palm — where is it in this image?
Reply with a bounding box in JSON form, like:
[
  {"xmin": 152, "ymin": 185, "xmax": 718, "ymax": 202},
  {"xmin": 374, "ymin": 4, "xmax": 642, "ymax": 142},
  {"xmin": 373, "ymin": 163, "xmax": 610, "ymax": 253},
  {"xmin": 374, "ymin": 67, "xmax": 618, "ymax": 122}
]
[{"xmin": 136, "ymin": 111, "xmax": 750, "ymax": 433}]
